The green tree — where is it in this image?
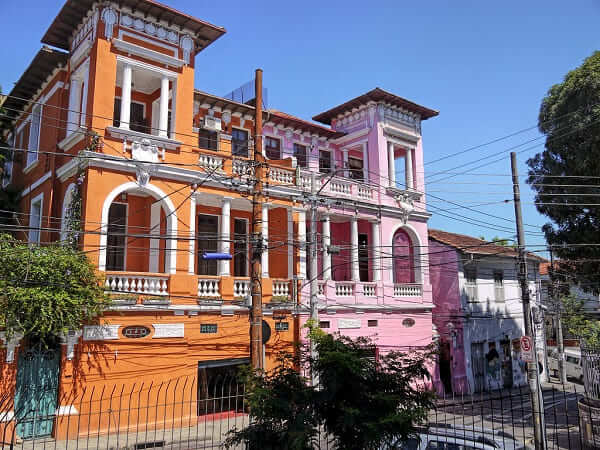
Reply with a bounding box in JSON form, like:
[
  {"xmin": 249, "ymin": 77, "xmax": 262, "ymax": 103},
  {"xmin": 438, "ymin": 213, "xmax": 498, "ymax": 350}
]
[
  {"xmin": 527, "ymin": 51, "xmax": 600, "ymax": 292},
  {"xmin": 561, "ymin": 294, "xmax": 600, "ymax": 348},
  {"xmin": 0, "ymin": 233, "xmax": 111, "ymax": 343},
  {"xmin": 225, "ymin": 332, "xmax": 434, "ymax": 450}
]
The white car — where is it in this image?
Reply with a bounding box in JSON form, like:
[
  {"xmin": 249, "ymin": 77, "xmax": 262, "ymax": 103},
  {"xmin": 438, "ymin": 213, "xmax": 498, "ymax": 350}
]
[
  {"xmin": 547, "ymin": 347, "xmax": 583, "ymax": 382},
  {"xmin": 385, "ymin": 425, "xmax": 527, "ymax": 449}
]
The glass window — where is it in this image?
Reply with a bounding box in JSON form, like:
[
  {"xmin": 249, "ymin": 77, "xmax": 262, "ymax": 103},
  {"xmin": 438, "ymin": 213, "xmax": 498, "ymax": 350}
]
[
  {"xmin": 106, "ymin": 203, "xmax": 127, "ymax": 271},
  {"xmin": 293, "ymin": 143, "xmax": 307, "ymax": 168},
  {"xmin": 197, "ymin": 214, "xmax": 219, "ymax": 275},
  {"xmin": 113, "ymin": 99, "xmax": 147, "ymax": 133},
  {"xmin": 368, "ymin": 320, "xmax": 378, "ymax": 327},
  {"xmin": 233, "ymin": 218, "xmax": 248, "ymax": 277},
  {"xmin": 197, "ymin": 358, "xmax": 248, "ymax": 415},
  {"xmin": 275, "ymin": 322, "xmax": 289, "ymax": 331},
  {"xmin": 359, "ymin": 233, "xmax": 369, "ymax": 282},
  {"xmin": 265, "ymin": 137, "xmax": 281, "ymax": 160},
  {"xmin": 464, "ymin": 265, "xmax": 478, "ymax": 302},
  {"xmin": 200, "ymin": 324, "xmax": 218, "ymax": 334},
  {"xmin": 199, "ymin": 129, "xmax": 218, "ymax": 151},
  {"xmin": 348, "ymin": 157, "xmax": 364, "ymax": 181},
  {"xmin": 494, "ymin": 270, "xmax": 504, "ymax": 302},
  {"xmin": 319, "ymin": 321, "xmax": 330, "ymax": 329},
  {"xmin": 27, "ymin": 104, "xmax": 41, "ymax": 167},
  {"xmin": 29, "ymin": 197, "xmax": 43, "ymax": 244},
  {"xmin": 232, "ymin": 128, "xmax": 249, "ymax": 157},
  {"xmin": 319, "ymin": 150, "xmax": 331, "ymax": 173}
]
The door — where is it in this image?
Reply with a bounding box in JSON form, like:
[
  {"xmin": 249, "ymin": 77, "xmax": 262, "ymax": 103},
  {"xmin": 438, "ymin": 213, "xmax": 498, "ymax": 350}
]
[
  {"xmin": 106, "ymin": 202, "xmax": 127, "ymax": 271},
  {"xmin": 197, "ymin": 214, "xmax": 219, "ymax": 275},
  {"xmin": 233, "ymin": 218, "xmax": 248, "ymax": 277},
  {"xmin": 500, "ymin": 340, "xmax": 513, "ymax": 388},
  {"xmin": 471, "ymin": 342, "xmax": 485, "ymax": 393},
  {"xmin": 358, "ymin": 233, "xmax": 369, "ymax": 282},
  {"xmin": 439, "ymin": 340, "xmax": 453, "ymax": 395},
  {"xmin": 14, "ymin": 342, "xmax": 60, "ymax": 439}
]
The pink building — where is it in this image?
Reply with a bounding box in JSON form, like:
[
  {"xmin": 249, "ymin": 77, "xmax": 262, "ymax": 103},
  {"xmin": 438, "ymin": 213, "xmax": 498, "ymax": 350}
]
[{"xmin": 285, "ymin": 88, "xmax": 439, "ymax": 356}]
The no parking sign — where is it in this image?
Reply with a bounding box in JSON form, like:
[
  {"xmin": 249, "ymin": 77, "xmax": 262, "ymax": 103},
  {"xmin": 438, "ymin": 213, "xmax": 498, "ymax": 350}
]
[{"xmin": 520, "ymin": 335, "xmax": 533, "ymax": 362}]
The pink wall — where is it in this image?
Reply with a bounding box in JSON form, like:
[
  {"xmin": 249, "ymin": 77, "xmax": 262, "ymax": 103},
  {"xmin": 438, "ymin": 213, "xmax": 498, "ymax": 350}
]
[{"xmin": 428, "ymin": 239, "xmax": 469, "ymax": 395}]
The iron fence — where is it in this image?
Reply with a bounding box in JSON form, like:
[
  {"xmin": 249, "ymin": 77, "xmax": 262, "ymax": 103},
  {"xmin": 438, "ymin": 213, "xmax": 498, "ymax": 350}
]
[{"xmin": 1, "ymin": 378, "xmax": 600, "ymax": 449}]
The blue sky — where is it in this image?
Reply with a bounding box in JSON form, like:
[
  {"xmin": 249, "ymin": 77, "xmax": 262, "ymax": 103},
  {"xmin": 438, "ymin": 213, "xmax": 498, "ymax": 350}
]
[{"xmin": 1, "ymin": 0, "xmax": 599, "ymax": 255}]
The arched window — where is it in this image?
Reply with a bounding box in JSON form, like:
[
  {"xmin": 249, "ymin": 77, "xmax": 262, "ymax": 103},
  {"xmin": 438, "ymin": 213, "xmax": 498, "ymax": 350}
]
[{"xmin": 392, "ymin": 228, "xmax": 414, "ymax": 283}]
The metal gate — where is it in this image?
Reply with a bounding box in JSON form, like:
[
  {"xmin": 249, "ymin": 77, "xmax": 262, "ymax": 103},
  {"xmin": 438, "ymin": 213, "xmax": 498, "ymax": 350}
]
[
  {"xmin": 14, "ymin": 343, "xmax": 60, "ymax": 439},
  {"xmin": 471, "ymin": 342, "xmax": 485, "ymax": 393}
]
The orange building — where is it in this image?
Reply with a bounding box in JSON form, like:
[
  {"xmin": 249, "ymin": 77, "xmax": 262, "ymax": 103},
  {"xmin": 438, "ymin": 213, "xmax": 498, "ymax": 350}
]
[{"xmin": 0, "ymin": 0, "xmax": 307, "ymax": 441}]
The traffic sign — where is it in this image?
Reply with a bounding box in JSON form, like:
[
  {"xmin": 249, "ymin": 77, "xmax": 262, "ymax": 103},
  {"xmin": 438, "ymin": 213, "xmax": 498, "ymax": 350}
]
[{"xmin": 520, "ymin": 335, "xmax": 533, "ymax": 362}]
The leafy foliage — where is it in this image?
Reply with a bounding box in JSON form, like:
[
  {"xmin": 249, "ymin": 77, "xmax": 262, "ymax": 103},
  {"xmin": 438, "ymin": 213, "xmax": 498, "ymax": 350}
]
[
  {"xmin": 527, "ymin": 51, "xmax": 600, "ymax": 292},
  {"xmin": 561, "ymin": 294, "xmax": 600, "ymax": 348},
  {"xmin": 0, "ymin": 233, "xmax": 111, "ymax": 342},
  {"xmin": 225, "ymin": 332, "xmax": 434, "ymax": 450}
]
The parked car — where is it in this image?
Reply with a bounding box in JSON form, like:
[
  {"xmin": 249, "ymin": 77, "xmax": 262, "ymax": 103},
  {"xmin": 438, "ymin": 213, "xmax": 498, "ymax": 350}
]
[
  {"xmin": 384, "ymin": 424, "xmax": 527, "ymax": 449},
  {"xmin": 547, "ymin": 347, "xmax": 583, "ymax": 382}
]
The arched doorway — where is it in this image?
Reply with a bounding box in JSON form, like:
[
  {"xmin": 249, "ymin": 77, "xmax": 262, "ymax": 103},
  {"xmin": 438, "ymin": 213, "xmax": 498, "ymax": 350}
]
[{"xmin": 392, "ymin": 228, "xmax": 415, "ymax": 284}]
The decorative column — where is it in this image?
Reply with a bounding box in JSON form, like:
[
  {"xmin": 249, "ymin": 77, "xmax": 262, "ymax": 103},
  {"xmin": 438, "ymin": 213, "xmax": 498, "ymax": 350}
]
[
  {"xmin": 322, "ymin": 213, "xmax": 331, "ymax": 280},
  {"xmin": 361, "ymin": 142, "xmax": 369, "ymax": 182},
  {"xmin": 297, "ymin": 209, "xmax": 307, "ymax": 279},
  {"xmin": 387, "ymin": 141, "xmax": 396, "ymax": 187},
  {"xmin": 405, "ymin": 148, "xmax": 414, "ymax": 190},
  {"xmin": 371, "ymin": 220, "xmax": 381, "ymax": 282},
  {"xmin": 287, "ymin": 209, "xmax": 294, "ymax": 279},
  {"xmin": 120, "ymin": 64, "xmax": 133, "ymax": 130},
  {"xmin": 219, "ymin": 197, "xmax": 232, "ymax": 276},
  {"xmin": 342, "ymin": 149, "xmax": 349, "ymax": 178},
  {"xmin": 159, "ymin": 76, "xmax": 170, "ymax": 137},
  {"xmin": 261, "ymin": 203, "xmax": 269, "ymax": 278},
  {"xmin": 350, "ymin": 216, "xmax": 360, "ymax": 282},
  {"xmin": 67, "ymin": 78, "xmax": 81, "ymax": 135}
]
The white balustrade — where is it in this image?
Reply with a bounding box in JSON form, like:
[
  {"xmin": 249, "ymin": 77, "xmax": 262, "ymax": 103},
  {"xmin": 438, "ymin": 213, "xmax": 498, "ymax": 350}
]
[
  {"xmin": 318, "ymin": 281, "xmax": 325, "ymax": 296},
  {"xmin": 234, "ymin": 279, "xmax": 250, "ymax": 299},
  {"xmin": 362, "ymin": 283, "xmax": 377, "ymax": 297},
  {"xmin": 198, "ymin": 154, "xmax": 224, "ymax": 172},
  {"xmin": 269, "ymin": 167, "xmax": 294, "ymax": 185},
  {"xmin": 393, "ymin": 283, "xmax": 422, "ymax": 297},
  {"xmin": 329, "ymin": 179, "xmax": 352, "ymax": 196},
  {"xmin": 335, "ymin": 281, "xmax": 355, "ymax": 297},
  {"xmin": 232, "ymin": 159, "xmax": 255, "ymax": 177},
  {"xmin": 197, "ymin": 278, "xmax": 220, "ymax": 298},
  {"xmin": 272, "ymin": 280, "xmax": 290, "ymax": 300},
  {"xmin": 105, "ymin": 273, "xmax": 169, "ymax": 296},
  {"xmin": 358, "ymin": 185, "xmax": 373, "ymax": 200},
  {"xmin": 299, "ymin": 173, "xmax": 313, "ymax": 191}
]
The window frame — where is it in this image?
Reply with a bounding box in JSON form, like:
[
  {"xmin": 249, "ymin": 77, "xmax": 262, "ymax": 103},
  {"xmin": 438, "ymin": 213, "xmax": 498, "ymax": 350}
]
[
  {"xmin": 293, "ymin": 143, "xmax": 308, "ymax": 168},
  {"xmin": 197, "ymin": 213, "xmax": 220, "ymax": 276},
  {"xmin": 319, "ymin": 149, "xmax": 332, "ymax": 174},
  {"xmin": 231, "ymin": 127, "xmax": 250, "ymax": 158},
  {"xmin": 113, "ymin": 97, "xmax": 148, "ymax": 133},
  {"xmin": 464, "ymin": 264, "xmax": 478, "ymax": 302},
  {"xmin": 265, "ymin": 136, "xmax": 281, "ymax": 160},
  {"xmin": 348, "ymin": 156, "xmax": 364, "ymax": 181},
  {"xmin": 493, "ymin": 269, "xmax": 505, "ymax": 302},
  {"xmin": 26, "ymin": 103, "xmax": 42, "ymax": 169},
  {"xmin": 28, "ymin": 192, "xmax": 44, "ymax": 244},
  {"xmin": 198, "ymin": 128, "xmax": 219, "ymax": 151},
  {"xmin": 233, "ymin": 217, "xmax": 249, "ymax": 277},
  {"xmin": 106, "ymin": 202, "xmax": 128, "ymax": 271}
]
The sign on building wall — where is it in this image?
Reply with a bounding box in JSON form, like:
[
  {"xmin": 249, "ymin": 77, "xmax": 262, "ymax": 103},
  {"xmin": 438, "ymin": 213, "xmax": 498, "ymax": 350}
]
[
  {"xmin": 83, "ymin": 325, "xmax": 121, "ymax": 341},
  {"xmin": 338, "ymin": 319, "xmax": 361, "ymax": 329},
  {"xmin": 152, "ymin": 323, "xmax": 185, "ymax": 338}
]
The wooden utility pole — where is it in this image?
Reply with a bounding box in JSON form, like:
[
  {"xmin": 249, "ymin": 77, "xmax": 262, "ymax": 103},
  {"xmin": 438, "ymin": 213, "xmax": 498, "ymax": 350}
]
[
  {"xmin": 250, "ymin": 69, "xmax": 264, "ymax": 371},
  {"xmin": 511, "ymin": 152, "xmax": 546, "ymax": 450},
  {"xmin": 308, "ymin": 172, "xmax": 319, "ymax": 386},
  {"xmin": 549, "ymin": 248, "xmax": 567, "ymax": 383}
]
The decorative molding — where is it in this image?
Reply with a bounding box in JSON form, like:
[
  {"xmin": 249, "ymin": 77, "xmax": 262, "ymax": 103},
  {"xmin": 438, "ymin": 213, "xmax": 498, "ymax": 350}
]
[
  {"xmin": 120, "ymin": 12, "xmax": 180, "ymax": 44},
  {"xmin": 58, "ymin": 127, "xmax": 86, "ymax": 151},
  {"xmin": 0, "ymin": 332, "xmax": 22, "ymax": 363},
  {"xmin": 20, "ymin": 171, "xmax": 51, "ymax": 198},
  {"xmin": 115, "ymin": 55, "xmax": 178, "ymax": 79},
  {"xmin": 112, "ymin": 39, "xmax": 185, "ymax": 68},
  {"xmin": 382, "ymin": 125, "xmax": 420, "ymax": 144},
  {"xmin": 180, "ymin": 35, "xmax": 194, "ymax": 64},
  {"xmin": 331, "ymin": 127, "xmax": 369, "ymax": 145},
  {"xmin": 152, "ymin": 323, "xmax": 184, "ymax": 338},
  {"xmin": 130, "ymin": 138, "xmax": 163, "ymax": 162},
  {"xmin": 118, "ymin": 30, "xmax": 178, "ymax": 57},
  {"xmin": 101, "ymin": 7, "xmax": 118, "ymax": 40},
  {"xmin": 135, "ymin": 163, "xmax": 158, "ymax": 187},
  {"xmin": 106, "ymin": 126, "xmax": 181, "ymax": 150},
  {"xmin": 83, "ymin": 325, "xmax": 121, "ymax": 341},
  {"xmin": 60, "ymin": 330, "xmax": 82, "ymax": 360},
  {"xmin": 338, "ymin": 318, "xmax": 361, "ymax": 329}
]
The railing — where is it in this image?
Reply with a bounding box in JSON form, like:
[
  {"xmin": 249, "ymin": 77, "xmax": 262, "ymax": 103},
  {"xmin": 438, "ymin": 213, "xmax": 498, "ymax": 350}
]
[
  {"xmin": 335, "ymin": 281, "xmax": 355, "ymax": 297},
  {"xmin": 393, "ymin": 283, "xmax": 422, "ymax": 297},
  {"xmin": 362, "ymin": 282, "xmax": 377, "ymax": 297},
  {"xmin": 328, "ymin": 179, "xmax": 352, "ymax": 195},
  {"xmin": 272, "ymin": 279, "xmax": 291, "ymax": 300},
  {"xmin": 234, "ymin": 278, "xmax": 250, "ymax": 299},
  {"xmin": 268, "ymin": 167, "xmax": 294, "ymax": 185},
  {"xmin": 318, "ymin": 281, "xmax": 326, "ymax": 296},
  {"xmin": 357, "ymin": 185, "xmax": 374, "ymax": 200},
  {"xmin": 198, "ymin": 153, "xmax": 224, "ymax": 172},
  {"xmin": 105, "ymin": 272, "xmax": 169, "ymax": 296},
  {"xmin": 232, "ymin": 159, "xmax": 255, "ymax": 177},
  {"xmin": 197, "ymin": 278, "xmax": 220, "ymax": 298}
]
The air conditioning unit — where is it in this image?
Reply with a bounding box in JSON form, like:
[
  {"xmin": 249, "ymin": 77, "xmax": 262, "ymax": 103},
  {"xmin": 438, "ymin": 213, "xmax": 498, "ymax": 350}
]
[{"xmin": 203, "ymin": 116, "xmax": 222, "ymax": 131}]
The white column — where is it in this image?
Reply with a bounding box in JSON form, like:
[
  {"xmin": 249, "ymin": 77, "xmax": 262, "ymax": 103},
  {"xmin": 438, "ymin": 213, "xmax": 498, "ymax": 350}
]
[
  {"xmin": 79, "ymin": 66, "xmax": 90, "ymax": 127},
  {"xmin": 188, "ymin": 195, "xmax": 196, "ymax": 274},
  {"xmin": 159, "ymin": 76, "xmax": 170, "ymax": 137},
  {"xmin": 387, "ymin": 141, "xmax": 396, "ymax": 187},
  {"xmin": 350, "ymin": 216, "xmax": 360, "ymax": 282},
  {"xmin": 322, "ymin": 214, "xmax": 331, "ymax": 280},
  {"xmin": 362, "ymin": 142, "xmax": 369, "ymax": 182},
  {"xmin": 219, "ymin": 197, "xmax": 232, "ymax": 276},
  {"xmin": 297, "ymin": 209, "xmax": 307, "ymax": 279},
  {"xmin": 120, "ymin": 64, "xmax": 132, "ymax": 130},
  {"xmin": 371, "ymin": 220, "xmax": 381, "ymax": 282},
  {"xmin": 342, "ymin": 149, "xmax": 349, "ymax": 178},
  {"xmin": 67, "ymin": 78, "xmax": 81, "ymax": 135},
  {"xmin": 287, "ymin": 208, "xmax": 294, "ymax": 279},
  {"xmin": 261, "ymin": 203, "xmax": 269, "ymax": 278},
  {"xmin": 405, "ymin": 148, "xmax": 414, "ymax": 190}
]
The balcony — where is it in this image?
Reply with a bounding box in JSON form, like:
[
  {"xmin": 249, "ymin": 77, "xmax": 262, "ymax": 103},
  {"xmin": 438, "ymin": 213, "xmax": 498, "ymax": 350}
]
[
  {"xmin": 105, "ymin": 272, "xmax": 170, "ymax": 296},
  {"xmin": 393, "ymin": 283, "xmax": 422, "ymax": 297}
]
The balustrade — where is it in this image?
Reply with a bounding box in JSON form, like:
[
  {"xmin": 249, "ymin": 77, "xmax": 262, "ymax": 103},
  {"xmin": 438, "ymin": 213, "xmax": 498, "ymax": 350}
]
[
  {"xmin": 393, "ymin": 283, "xmax": 422, "ymax": 297},
  {"xmin": 269, "ymin": 167, "xmax": 294, "ymax": 185},
  {"xmin": 197, "ymin": 278, "xmax": 220, "ymax": 298},
  {"xmin": 362, "ymin": 283, "xmax": 377, "ymax": 297},
  {"xmin": 272, "ymin": 280, "xmax": 290, "ymax": 300},
  {"xmin": 234, "ymin": 279, "xmax": 250, "ymax": 299},
  {"xmin": 198, "ymin": 153, "xmax": 224, "ymax": 171},
  {"xmin": 105, "ymin": 272, "xmax": 169, "ymax": 296},
  {"xmin": 335, "ymin": 281, "xmax": 355, "ymax": 297}
]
